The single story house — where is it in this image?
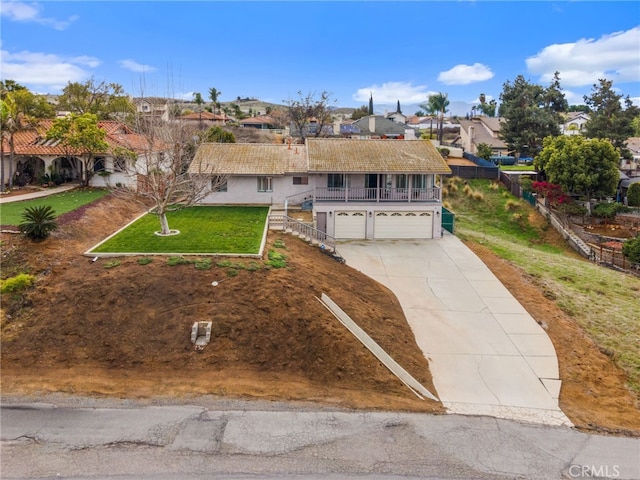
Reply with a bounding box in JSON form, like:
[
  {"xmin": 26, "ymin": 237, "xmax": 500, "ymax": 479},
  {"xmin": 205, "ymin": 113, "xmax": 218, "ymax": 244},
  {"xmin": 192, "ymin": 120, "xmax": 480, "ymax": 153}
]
[
  {"xmin": 239, "ymin": 115, "xmax": 281, "ymax": 130},
  {"xmin": 190, "ymin": 138, "xmax": 451, "ymax": 240},
  {"xmin": 1, "ymin": 120, "xmax": 152, "ymax": 188},
  {"xmin": 340, "ymin": 115, "xmax": 418, "ymax": 140}
]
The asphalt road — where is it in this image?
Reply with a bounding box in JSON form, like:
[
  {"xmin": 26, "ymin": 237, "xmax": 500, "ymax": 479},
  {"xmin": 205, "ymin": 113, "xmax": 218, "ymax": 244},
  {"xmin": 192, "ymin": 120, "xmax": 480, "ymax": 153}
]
[{"xmin": 1, "ymin": 397, "xmax": 639, "ymax": 480}]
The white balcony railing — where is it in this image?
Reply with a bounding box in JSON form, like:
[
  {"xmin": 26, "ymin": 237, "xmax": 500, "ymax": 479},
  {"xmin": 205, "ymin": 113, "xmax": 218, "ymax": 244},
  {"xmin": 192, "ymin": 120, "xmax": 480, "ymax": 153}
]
[{"xmin": 314, "ymin": 187, "xmax": 441, "ymax": 203}]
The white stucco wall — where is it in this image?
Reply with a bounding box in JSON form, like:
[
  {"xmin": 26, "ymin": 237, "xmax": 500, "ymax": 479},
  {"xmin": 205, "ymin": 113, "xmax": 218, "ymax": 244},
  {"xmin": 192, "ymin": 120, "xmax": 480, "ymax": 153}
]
[{"xmin": 199, "ymin": 174, "xmax": 316, "ymax": 205}]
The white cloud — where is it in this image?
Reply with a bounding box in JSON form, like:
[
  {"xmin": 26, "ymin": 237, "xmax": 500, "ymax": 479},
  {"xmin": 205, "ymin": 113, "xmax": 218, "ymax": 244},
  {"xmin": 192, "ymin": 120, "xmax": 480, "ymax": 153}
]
[
  {"xmin": 526, "ymin": 26, "xmax": 640, "ymax": 87},
  {"xmin": 119, "ymin": 59, "xmax": 157, "ymax": 73},
  {"xmin": 352, "ymin": 81, "xmax": 436, "ymax": 104},
  {"xmin": 176, "ymin": 91, "xmax": 195, "ymax": 101},
  {"xmin": 0, "ymin": 49, "xmax": 100, "ymax": 87},
  {"xmin": 438, "ymin": 63, "xmax": 494, "ymax": 85},
  {"xmin": 0, "ymin": 1, "xmax": 78, "ymax": 30}
]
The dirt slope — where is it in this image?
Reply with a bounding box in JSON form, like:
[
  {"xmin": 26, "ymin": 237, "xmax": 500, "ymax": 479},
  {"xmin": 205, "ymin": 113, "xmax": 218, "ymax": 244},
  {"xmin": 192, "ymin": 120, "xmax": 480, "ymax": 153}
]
[{"xmin": 2, "ymin": 194, "xmax": 639, "ymax": 434}]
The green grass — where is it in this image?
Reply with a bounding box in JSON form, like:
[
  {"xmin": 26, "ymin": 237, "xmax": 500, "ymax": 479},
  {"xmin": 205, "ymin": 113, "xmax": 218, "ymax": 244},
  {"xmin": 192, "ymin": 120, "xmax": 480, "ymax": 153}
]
[
  {"xmin": 90, "ymin": 206, "xmax": 269, "ymax": 254},
  {"xmin": 500, "ymin": 165, "xmax": 536, "ymax": 171},
  {"xmin": 0, "ymin": 188, "xmax": 109, "ymax": 226},
  {"xmin": 446, "ymin": 178, "xmax": 640, "ymax": 395}
]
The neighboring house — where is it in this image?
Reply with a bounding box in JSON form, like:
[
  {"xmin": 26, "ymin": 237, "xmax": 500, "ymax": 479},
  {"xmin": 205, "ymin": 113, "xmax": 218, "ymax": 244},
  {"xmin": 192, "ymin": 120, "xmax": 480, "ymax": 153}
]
[
  {"xmin": 0, "ymin": 120, "xmax": 151, "ymax": 188},
  {"xmin": 239, "ymin": 115, "xmax": 280, "ymax": 130},
  {"xmin": 289, "ymin": 117, "xmax": 335, "ymax": 137},
  {"xmin": 178, "ymin": 111, "xmax": 231, "ymax": 126},
  {"xmin": 561, "ymin": 112, "xmax": 590, "ymax": 136},
  {"xmin": 190, "ymin": 138, "xmax": 451, "ymax": 240},
  {"xmin": 340, "ymin": 115, "xmax": 418, "ymax": 140},
  {"xmin": 406, "ymin": 116, "xmax": 459, "ymax": 132},
  {"xmin": 458, "ymin": 117, "xmax": 508, "ymax": 156},
  {"xmin": 385, "ymin": 111, "xmax": 407, "ymax": 124},
  {"xmin": 133, "ymin": 97, "xmax": 172, "ymax": 122},
  {"xmin": 622, "ymin": 137, "xmax": 640, "ymax": 176}
]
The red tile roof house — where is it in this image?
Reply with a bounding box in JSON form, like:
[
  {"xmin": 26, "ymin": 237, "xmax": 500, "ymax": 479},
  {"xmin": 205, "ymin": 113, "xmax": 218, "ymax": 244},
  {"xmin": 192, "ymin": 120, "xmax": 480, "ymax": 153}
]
[
  {"xmin": 189, "ymin": 138, "xmax": 451, "ymax": 240},
  {"xmin": 0, "ymin": 120, "xmax": 154, "ymax": 189}
]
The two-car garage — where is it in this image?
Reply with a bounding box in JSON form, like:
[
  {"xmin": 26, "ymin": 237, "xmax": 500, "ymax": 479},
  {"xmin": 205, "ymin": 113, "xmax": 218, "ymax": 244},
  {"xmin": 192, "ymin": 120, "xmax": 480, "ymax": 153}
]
[
  {"xmin": 333, "ymin": 210, "xmax": 434, "ymax": 240},
  {"xmin": 373, "ymin": 211, "xmax": 433, "ymax": 239}
]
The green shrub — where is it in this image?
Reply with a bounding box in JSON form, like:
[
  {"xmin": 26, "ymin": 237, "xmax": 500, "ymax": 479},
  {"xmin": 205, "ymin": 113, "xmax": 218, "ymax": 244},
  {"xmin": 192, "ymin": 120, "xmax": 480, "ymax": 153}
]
[
  {"xmin": 104, "ymin": 260, "xmax": 121, "ymax": 269},
  {"xmin": 627, "ymin": 183, "xmax": 640, "ymax": 207},
  {"xmin": 592, "ymin": 202, "xmax": 629, "ymax": 219},
  {"xmin": 167, "ymin": 256, "xmax": 191, "ymax": 266},
  {"xmin": 273, "ymin": 239, "xmax": 287, "ymax": 249},
  {"xmin": 1, "ymin": 273, "xmax": 35, "ymax": 294},
  {"xmin": 137, "ymin": 257, "xmax": 153, "ymax": 265},
  {"xmin": 18, "ymin": 205, "xmax": 58, "ymax": 241},
  {"xmin": 194, "ymin": 258, "xmax": 212, "ymax": 270},
  {"xmin": 519, "ymin": 177, "xmax": 533, "ymax": 193},
  {"xmin": 266, "ymin": 250, "xmax": 287, "ymax": 268},
  {"xmin": 622, "ymin": 236, "xmax": 640, "ymax": 263}
]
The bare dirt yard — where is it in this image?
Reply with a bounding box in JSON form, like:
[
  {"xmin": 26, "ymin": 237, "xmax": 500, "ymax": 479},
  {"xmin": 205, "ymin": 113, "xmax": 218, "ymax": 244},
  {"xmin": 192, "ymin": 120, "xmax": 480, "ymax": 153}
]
[{"xmin": 2, "ymin": 194, "xmax": 639, "ymax": 435}]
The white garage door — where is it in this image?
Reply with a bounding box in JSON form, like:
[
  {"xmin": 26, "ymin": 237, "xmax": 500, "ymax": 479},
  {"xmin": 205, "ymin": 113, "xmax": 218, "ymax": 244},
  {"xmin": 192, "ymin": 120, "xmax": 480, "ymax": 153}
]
[
  {"xmin": 374, "ymin": 211, "xmax": 433, "ymax": 239},
  {"xmin": 334, "ymin": 211, "xmax": 366, "ymax": 239}
]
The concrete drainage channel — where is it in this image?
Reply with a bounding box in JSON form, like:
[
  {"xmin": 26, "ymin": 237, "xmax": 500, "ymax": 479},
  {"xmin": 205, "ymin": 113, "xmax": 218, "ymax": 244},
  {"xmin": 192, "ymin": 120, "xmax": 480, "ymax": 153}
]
[{"xmin": 317, "ymin": 293, "xmax": 439, "ymax": 402}]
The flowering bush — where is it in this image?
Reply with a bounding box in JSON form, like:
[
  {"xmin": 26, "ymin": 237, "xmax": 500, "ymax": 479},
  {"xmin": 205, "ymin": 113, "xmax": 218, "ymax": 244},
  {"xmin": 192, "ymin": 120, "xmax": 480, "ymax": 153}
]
[{"xmin": 532, "ymin": 181, "xmax": 570, "ymax": 206}]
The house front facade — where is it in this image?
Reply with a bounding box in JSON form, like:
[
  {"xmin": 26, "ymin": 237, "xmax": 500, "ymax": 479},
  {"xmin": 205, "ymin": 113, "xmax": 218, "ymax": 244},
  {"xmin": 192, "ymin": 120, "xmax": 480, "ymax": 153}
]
[
  {"xmin": 190, "ymin": 138, "xmax": 451, "ymax": 240},
  {"xmin": 1, "ymin": 120, "xmax": 151, "ymax": 189}
]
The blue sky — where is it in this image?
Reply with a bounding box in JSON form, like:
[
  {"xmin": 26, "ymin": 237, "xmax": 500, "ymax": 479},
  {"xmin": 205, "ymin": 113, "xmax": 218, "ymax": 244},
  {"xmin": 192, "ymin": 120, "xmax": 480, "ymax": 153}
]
[{"xmin": 1, "ymin": 0, "xmax": 639, "ymax": 116}]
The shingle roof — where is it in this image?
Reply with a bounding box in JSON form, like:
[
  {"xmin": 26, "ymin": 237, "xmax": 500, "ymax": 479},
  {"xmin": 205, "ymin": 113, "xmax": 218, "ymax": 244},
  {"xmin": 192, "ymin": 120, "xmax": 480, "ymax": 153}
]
[
  {"xmin": 306, "ymin": 138, "xmax": 451, "ymax": 174},
  {"xmin": 459, "ymin": 118, "xmax": 507, "ymax": 150},
  {"xmin": 352, "ymin": 115, "xmax": 414, "ymax": 135},
  {"xmin": 190, "ymin": 139, "xmax": 451, "ymax": 176},
  {"xmin": 190, "ymin": 143, "xmax": 308, "ymax": 175}
]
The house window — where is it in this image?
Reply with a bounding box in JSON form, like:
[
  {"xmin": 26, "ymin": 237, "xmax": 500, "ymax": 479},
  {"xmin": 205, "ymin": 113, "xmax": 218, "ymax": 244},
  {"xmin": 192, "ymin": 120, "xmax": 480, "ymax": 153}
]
[
  {"xmin": 412, "ymin": 174, "xmax": 427, "ymax": 189},
  {"xmin": 396, "ymin": 174, "xmax": 408, "ymax": 189},
  {"xmin": 113, "ymin": 156, "xmax": 127, "ymax": 172},
  {"xmin": 257, "ymin": 176, "xmax": 273, "ymax": 192},
  {"xmin": 293, "ymin": 176, "xmax": 308, "ymax": 185},
  {"xmin": 213, "ymin": 176, "xmax": 227, "ymax": 192},
  {"xmin": 93, "ymin": 157, "xmax": 106, "ymax": 172},
  {"xmin": 327, "ymin": 174, "xmax": 347, "ymax": 188}
]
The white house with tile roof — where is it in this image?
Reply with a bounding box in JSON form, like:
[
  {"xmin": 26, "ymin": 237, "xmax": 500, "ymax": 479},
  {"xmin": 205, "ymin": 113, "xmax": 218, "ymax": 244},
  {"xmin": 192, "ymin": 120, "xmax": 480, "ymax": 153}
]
[
  {"xmin": 0, "ymin": 120, "xmax": 156, "ymax": 189},
  {"xmin": 190, "ymin": 138, "xmax": 451, "ymax": 239}
]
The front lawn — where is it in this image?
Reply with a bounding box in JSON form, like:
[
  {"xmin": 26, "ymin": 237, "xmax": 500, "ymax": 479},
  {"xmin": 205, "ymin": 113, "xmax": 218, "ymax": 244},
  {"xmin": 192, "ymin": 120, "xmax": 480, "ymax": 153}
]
[
  {"xmin": 0, "ymin": 188, "xmax": 110, "ymax": 226},
  {"xmin": 89, "ymin": 206, "xmax": 269, "ymax": 255}
]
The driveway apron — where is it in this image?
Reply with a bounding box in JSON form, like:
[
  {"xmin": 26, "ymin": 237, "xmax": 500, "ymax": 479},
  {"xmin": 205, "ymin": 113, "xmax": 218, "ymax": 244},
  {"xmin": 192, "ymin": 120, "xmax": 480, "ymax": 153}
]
[{"xmin": 338, "ymin": 234, "xmax": 572, "ymax": 426}]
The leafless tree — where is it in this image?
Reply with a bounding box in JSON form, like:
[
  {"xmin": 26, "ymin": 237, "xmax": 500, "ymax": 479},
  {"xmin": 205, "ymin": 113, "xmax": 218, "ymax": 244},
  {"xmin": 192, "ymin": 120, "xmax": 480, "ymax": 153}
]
[
  {"xmin": 285, "ymin": 91, "xmax": 335, "ymax": 143},
  {"xmin": 109, "ymin": 114, "xmax": 227, "ymax": 236}
]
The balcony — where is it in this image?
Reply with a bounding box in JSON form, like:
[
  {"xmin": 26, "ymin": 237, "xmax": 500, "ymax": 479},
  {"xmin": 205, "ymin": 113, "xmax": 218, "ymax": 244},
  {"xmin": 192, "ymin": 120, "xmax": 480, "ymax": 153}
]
[{"xmin": 314, "ymin": 187, "xmax": 441, "ymax": 203}]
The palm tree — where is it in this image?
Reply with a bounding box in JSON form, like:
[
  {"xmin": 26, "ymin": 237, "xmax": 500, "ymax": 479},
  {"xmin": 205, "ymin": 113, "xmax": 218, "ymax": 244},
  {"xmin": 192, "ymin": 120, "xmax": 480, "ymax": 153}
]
[
  {"xmin": 209, "ymin": 87, "xmax": 221, "ymax": 116},
  {"xmin": 193, "ymin": 92, "xmax": 204, "ymax": 123},
  {"xmin": 427, "ymin": 93, "xmax": 449, "ymax": 144},
  {"xmin": 419, "ymin": 94, "xmax": 447, "ymax": 140}
]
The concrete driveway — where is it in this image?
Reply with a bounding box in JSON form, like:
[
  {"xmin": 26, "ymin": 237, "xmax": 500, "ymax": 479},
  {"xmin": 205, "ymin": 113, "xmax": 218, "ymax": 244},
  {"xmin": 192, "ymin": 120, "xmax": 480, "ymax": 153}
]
[{"xmin": 337, "ymin": 234, "xmax": 572, "ymax": 426}]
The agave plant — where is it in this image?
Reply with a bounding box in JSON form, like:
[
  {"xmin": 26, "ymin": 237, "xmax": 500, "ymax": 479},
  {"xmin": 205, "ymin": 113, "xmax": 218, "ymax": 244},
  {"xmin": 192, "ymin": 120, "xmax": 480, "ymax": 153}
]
[{"xmin": 18, "ymin": 205, "xmax": 58, "ymax": 241}]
